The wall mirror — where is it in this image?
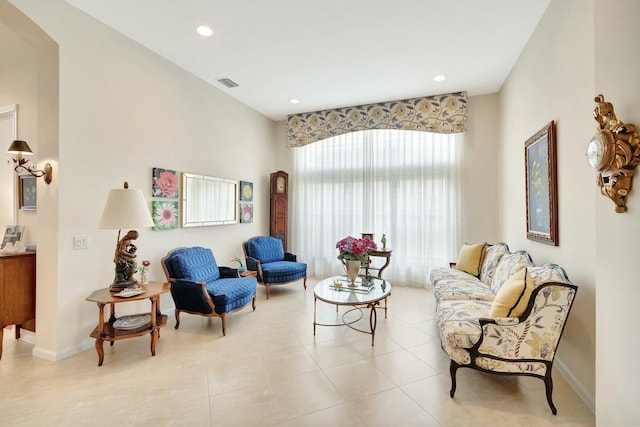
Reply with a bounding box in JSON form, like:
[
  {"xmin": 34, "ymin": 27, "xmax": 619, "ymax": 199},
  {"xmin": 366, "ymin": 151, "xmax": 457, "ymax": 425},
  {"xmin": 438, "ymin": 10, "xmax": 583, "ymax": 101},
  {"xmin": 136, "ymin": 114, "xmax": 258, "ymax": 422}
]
[{"xmin": 181, "ymin": 172, "xmax": 238, "ymax": 227}]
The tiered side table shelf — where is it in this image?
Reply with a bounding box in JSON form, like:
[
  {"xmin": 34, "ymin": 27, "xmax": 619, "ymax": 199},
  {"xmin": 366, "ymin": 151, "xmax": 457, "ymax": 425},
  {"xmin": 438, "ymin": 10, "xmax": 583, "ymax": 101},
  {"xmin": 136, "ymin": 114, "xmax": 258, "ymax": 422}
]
[{"xmin": 85, "ymin": 281, "xmax": 170, "ymax": 366}]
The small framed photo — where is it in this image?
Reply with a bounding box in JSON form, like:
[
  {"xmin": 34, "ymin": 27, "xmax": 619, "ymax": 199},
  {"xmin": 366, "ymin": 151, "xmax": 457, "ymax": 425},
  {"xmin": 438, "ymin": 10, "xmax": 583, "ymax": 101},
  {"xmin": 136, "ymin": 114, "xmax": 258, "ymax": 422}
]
[
  {"xmin": 240, "ymin": 181, "xmax": 253, "ymax": 201},
  {"xmin": 2, "ymin": 225, "xmax": 24, "ymax": 249},
  {"xmin": 19, "ymin": 175, "xmax": 37, "ymax": 210}
]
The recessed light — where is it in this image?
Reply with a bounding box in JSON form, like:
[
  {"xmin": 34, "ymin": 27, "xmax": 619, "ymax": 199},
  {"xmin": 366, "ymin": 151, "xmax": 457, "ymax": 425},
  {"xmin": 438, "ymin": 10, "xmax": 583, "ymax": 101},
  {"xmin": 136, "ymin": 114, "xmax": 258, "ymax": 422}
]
[
  {"xmin": 433, "ymin": 75, "xmax": 446, "ymax": 82},
  {"xmin": 290, "ymin": 98, "xmax": 300, "ymax": 104},
  {"xmin": 196, "ymin": 25, "xmax": 213, "ymax": 37}
]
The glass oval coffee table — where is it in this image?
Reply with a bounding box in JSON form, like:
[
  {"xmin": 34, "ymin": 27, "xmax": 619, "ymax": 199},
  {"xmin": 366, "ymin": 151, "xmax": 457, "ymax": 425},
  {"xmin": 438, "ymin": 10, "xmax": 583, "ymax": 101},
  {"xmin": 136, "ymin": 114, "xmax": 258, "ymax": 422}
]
[{"xmin": 313, "ymin": 275, "xmax": 391, "ymax": 346}]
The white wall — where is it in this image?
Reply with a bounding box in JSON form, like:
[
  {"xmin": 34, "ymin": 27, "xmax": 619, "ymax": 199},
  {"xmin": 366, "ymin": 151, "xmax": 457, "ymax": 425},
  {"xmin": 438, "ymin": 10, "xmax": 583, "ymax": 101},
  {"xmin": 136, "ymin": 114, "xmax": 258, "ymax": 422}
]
[
  {"xmin": 593, "ymin": 0, "xmax": 640, "ymax": 424},
  {"xmin": 498, "ymin": 0, "xmax": 596, "ymax": 411},
  {"xmin": 5, "ymin": 0, "xmax": 277, "ymax": 359}
]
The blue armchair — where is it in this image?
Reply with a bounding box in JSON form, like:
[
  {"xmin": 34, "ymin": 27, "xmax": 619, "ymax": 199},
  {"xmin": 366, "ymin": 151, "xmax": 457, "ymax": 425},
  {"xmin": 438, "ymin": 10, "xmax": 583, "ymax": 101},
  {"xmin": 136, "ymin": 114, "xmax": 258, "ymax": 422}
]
[
  {"xmin": 161, "ymin": 247, "xmax": 257, "ymax": 336},
  {"xmin": 242, "ymin": 236, "xmax": 307, "ymax": 299}
]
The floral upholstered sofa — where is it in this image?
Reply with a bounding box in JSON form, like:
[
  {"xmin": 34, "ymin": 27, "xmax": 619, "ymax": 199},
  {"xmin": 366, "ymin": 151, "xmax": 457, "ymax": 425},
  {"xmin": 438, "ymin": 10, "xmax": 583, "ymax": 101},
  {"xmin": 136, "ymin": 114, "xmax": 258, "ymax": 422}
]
[{"xmin": 429, "ymin": 243, "xmax": 578, "ymax": 415}]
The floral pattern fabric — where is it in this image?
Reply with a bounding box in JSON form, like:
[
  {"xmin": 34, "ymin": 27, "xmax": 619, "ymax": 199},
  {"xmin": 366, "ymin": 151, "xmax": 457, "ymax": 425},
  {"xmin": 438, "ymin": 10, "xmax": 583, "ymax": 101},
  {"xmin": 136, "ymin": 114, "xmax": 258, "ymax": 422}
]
[
  {"xmin": 434, "ymin": 279, "xmax": 495, "ymax": 303},
  {"xmin": 287, "ymin": 92, "xmax": 467, "ymax": 147},
  {"xmin": 479, "ymin": 243, "xmax": 510, "ymax": 285},
  {"xmin": 433, "ymin": 247, "xmax": 577, "ymax": 376},
  {"xmin": 489, "ymin": 251, "xmax": 534, "ymax": 295}
]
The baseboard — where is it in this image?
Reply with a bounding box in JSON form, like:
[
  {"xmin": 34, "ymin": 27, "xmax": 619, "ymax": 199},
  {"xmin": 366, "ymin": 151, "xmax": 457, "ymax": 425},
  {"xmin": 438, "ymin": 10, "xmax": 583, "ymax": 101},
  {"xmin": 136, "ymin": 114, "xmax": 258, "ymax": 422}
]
[
  {"xmin": 555, "ymin": 357, "xmax": 595, "ymax": 413},
  {"xmin": 33, "ymin": 339, "xmax": 94, "ymax": 361},
  {"xmin": 31, "ymin": 309, "xmax": 176, "ymax": 362}
]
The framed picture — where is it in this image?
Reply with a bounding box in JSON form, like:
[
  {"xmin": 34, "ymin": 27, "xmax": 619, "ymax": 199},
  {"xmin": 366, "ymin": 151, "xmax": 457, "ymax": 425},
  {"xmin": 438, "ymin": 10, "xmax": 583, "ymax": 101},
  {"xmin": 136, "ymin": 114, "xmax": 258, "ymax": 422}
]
[
  {"xmin": 151, "ymin": 201, "xmax": 179, "ymax": 230},
  {"xmin": 19, "ymin": 175, "xmax": 37, "ymax": 210},
  {"xmin": 240, "ymin": 202, "xmax": 253, "ymax": 223},
  {"xmin": 152, "ymin": 167, "xmax": 179, "ymax": 198},
  {"xmin": 525, "ymin": 121, "xmax": 558, "ymax": 246},
  {"xmin": 1, "ymin": 225, "xmax": 24, "ymax": 249},
  {"xmin": 240, "ymin": 181, "xmax": 253, "ymax": 201}
]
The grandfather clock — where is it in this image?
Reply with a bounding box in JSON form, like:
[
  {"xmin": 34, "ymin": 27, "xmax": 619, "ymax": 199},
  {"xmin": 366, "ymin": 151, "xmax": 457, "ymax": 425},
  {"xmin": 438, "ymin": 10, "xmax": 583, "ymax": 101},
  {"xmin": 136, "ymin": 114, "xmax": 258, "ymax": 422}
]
[{"xmin": 270, "ymin": 170, "xmax": 288, "ymax": 251}]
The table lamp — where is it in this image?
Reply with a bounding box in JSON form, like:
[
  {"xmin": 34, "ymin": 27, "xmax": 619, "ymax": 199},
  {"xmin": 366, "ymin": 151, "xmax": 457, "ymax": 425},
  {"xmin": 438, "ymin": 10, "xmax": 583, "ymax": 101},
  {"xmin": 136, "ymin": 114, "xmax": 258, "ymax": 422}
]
[{"xmin": 99, "ymin": 182, "xmax": 154, "ymax": 291}]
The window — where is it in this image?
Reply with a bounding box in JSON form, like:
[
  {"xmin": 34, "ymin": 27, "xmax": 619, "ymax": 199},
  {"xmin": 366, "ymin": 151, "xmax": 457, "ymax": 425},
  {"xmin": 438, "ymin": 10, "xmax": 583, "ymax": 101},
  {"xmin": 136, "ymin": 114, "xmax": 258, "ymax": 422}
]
[{"xmin": 291, "ymin": 129, "xmax": 462, "ymax": 285}]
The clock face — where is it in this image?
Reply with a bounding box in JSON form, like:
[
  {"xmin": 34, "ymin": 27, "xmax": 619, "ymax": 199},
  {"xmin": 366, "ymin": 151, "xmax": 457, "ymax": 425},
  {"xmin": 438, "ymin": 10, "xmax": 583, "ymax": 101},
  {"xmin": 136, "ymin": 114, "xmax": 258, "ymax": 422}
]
[
  {"xmin": 276, "ymin": 176, "xmax": 286, "ymax": 193},
  {"xmin": 587, "ymin": 130, "xmax": 614, "ymax": 171}
]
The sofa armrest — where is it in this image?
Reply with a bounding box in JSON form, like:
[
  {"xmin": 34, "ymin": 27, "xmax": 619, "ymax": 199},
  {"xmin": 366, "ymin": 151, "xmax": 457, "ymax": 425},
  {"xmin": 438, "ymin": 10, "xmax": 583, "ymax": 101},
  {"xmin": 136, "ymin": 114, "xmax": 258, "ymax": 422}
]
[
  {"xmin": 472, "ymin": 283, "xmax": 578, "ymax": 362},
  {"xmin": 284, "ymin": 252, "xmax": 297, "ymax": 262},
  {"xmin": 218, "ymin": 266, "xmax": 239, "ymax": 278}
]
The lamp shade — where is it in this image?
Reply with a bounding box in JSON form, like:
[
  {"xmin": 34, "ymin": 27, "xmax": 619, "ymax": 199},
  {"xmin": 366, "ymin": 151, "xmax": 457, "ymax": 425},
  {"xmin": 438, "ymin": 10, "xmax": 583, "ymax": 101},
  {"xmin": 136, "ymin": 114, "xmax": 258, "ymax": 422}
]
[
  {"xmin": 99, "ymin": 186, "xmax": 154, "ymax": 229},
  {"xmin": 7, "ymin": 140, "xmax": 34, "ymax": 155}
]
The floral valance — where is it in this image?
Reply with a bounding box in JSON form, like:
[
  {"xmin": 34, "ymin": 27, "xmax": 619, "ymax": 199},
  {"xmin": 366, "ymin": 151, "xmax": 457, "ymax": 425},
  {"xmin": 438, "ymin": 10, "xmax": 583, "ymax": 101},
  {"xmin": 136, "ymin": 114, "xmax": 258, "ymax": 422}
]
[{"xmin": 287, "ymin": 91, "xmax": 467, "ymax": 147}]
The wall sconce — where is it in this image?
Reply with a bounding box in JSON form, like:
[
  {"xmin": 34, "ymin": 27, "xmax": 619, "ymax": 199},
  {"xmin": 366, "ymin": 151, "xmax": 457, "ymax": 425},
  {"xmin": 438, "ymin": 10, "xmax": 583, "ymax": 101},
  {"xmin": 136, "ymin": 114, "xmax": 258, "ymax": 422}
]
[{"xmin": 7, "ymin": 140, "xmax": 53, "ymax": 184}]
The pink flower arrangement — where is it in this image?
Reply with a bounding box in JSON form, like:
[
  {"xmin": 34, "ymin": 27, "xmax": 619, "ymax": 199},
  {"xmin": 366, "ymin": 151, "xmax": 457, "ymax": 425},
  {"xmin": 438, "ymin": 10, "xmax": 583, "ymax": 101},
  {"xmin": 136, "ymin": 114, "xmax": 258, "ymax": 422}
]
[{"xmin": 336, "ymin": 236, "xmax": 377, "ymax": 262}]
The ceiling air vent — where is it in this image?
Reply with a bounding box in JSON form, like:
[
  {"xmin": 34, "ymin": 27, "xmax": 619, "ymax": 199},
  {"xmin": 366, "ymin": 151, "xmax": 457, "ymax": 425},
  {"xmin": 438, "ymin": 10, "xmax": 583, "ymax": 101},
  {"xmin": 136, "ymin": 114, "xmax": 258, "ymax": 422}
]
[{"xmin": 217, "ymin": 78, "xmax": 239, "ymax": 88}]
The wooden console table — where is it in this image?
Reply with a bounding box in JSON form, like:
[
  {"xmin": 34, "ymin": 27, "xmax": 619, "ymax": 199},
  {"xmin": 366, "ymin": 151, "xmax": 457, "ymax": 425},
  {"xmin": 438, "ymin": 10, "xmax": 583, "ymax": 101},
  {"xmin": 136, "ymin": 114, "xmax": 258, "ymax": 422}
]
[
  {"xmin": 85, "ymin": 281, "xmax": 170, "ymax": 366},
  {"xmin": 0, "ymin": 251, "xmax": 36, "ymax": 361}
]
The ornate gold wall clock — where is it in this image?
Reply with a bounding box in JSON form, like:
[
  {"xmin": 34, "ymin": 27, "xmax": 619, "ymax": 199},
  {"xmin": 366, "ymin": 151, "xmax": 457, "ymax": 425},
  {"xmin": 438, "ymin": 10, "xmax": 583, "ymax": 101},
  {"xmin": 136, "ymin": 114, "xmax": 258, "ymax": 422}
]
[{"xmin": 588, "ymin": 94, "xmax": 640, "ymax": 213}]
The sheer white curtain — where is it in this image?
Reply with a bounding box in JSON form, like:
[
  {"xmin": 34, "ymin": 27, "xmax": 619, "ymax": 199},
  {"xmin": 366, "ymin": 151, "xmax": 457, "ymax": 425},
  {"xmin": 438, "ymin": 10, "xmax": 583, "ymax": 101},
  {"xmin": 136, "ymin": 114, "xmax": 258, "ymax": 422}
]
[{"xmin": 291, "ymin": 129, "xmax": 463, "ymax": 286}]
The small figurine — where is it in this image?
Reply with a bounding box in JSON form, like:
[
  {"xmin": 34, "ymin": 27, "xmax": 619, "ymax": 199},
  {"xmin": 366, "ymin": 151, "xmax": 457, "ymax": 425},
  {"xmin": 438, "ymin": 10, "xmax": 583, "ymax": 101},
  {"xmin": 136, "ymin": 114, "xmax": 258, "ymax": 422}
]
[{"xmin": 381, "ymin": 234, "xmax": 387, "ymax": 250}]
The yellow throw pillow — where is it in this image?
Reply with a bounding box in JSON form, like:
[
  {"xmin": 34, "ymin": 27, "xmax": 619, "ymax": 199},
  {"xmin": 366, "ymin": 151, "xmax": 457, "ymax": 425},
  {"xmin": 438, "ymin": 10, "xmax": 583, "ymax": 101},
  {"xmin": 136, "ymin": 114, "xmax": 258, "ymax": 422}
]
[
  {"xmin": 490, "ymin": 268, "xmax": 533, "ymax": 318},
  {"xmin": 454, "ymin": 243, "xmax": 486, "ymax": 277}
]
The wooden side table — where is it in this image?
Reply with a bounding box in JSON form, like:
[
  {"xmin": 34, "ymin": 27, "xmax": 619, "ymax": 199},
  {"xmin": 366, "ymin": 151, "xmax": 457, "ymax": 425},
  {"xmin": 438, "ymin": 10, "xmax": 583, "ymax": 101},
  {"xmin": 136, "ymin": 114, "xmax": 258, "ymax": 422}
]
[
  {"xmin": 85, "ymin": 281, "xmax": 170, "ymax": 366},
  {"xmin": 239, "ymin": 270, "xmax": 257, "ymax": 278},
  {"xmin": 363, "ymin": 249, "xmax": 392, "ymax": 278}
]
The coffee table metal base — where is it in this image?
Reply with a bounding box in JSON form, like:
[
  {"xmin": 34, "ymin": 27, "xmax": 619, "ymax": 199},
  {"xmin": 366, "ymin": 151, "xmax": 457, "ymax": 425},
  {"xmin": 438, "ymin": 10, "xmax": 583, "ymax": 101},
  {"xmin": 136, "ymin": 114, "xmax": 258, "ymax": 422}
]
[
  {"xmin": 312, "ymin": 276, "xmax": 391, "ymax": 346},
  {"xmin": 313, "ymin": 298, "xmax": 385, "ymax": 346}
]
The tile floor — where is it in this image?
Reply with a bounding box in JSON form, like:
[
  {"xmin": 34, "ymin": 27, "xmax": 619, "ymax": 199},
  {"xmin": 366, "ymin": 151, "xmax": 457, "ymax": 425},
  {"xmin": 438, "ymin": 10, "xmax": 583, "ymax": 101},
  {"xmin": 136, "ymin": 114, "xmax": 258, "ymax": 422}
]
[{"xmin": 0, "ymin": 278, "xmax": 595, "ymax": 426}]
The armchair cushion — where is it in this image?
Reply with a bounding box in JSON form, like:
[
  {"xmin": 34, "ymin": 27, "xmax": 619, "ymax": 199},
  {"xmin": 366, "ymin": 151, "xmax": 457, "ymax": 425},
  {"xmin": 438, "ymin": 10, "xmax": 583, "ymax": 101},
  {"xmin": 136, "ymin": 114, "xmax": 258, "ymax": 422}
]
[
  {"xmin": 260, "ymin": 261, "xmax": 307, "ymax": 284},
  {"xmin": 165, "ymin": 247, "xmax": 220, "ymax": 283},
  {"xmin": 246, "ymin": 236, "xmax": 285, "ymax": 264},
  {"xmin": 206, "ymin": 277, "xmax": 259, "ymax": 314}
]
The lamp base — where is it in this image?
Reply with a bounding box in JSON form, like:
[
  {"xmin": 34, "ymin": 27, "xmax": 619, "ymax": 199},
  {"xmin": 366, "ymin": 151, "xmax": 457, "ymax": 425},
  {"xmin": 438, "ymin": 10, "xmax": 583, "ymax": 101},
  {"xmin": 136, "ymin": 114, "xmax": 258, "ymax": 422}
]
[{"xmin": 110, "ymin": 279, "xmax": 139, "ymax": 292}]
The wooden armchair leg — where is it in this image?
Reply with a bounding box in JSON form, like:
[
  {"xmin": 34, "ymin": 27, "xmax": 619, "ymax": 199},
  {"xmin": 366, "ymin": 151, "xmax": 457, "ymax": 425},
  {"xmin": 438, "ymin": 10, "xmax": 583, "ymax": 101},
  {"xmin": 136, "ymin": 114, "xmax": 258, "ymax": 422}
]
[
  {"xmin": 265, "ymin": 284, "xmax": 271, "ymax": 299},
  {"xmin": 449, "ymin": 360, "xmax": 459, "ymax": 398},
  {"xmin": 252, "ymin": 295, "xmax": 256, "ymax": 311},
  {"xmin": 174, "ymin": 310, "xmax": 181, "ymax": 330},
  {"xmin": 544, "ymin": 371, "xmax": 557, "ymax": 415},
  {"xmin": 303, "ymin": 276, "xmax": 307, "ymax": 289},
  {"xmin": 221, "ymin": 313, "xmax": 227, "ymax": 336}
]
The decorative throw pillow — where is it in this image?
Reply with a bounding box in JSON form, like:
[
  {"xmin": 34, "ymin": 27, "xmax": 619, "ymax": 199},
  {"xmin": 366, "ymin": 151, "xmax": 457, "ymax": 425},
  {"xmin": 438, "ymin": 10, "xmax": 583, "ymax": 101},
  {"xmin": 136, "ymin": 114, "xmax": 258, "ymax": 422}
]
[
  {"xmin": 490, "ymin": 268, "xmax": 533, "ymax": 318},
  {"xmin": 454, "ymin": 243, "xmax": 486, "ymax": 277}
]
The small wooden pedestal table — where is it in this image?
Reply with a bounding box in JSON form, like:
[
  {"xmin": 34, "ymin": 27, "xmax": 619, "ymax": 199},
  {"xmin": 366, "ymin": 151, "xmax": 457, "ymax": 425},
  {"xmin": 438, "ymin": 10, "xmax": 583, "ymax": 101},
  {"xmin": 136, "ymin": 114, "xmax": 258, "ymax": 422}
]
[
  {"xmin": 85, "ymin": 281, "xmax": 170, "ymax": 366},
  {"xmin": 313, "ymin": 276, "xmax": 391, "ymax": 346}
]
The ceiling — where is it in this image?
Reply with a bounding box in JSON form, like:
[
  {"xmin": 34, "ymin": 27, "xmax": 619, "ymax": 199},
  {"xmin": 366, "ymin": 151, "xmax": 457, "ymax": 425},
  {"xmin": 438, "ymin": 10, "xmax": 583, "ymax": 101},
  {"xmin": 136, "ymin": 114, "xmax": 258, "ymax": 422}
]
[{"xmin": 65, "ymin": 0, "xmax": 550, "ymax": 121}]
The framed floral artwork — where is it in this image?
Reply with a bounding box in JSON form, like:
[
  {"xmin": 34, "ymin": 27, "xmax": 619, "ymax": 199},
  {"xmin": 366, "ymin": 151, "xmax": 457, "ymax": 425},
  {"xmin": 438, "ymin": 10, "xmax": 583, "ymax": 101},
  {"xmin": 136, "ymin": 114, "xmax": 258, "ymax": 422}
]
[
  {"xmin": 525, "ymin": 121, "xmax": 558, "ymax": 246},
  {"xmin": 240, "ymin": 202, "xmax": 253, "ymax": 223},
  {"xmin": 152, "ymin": 168, "xmax": 179, "ymax": 198},
  {"xmin": 152, "ymin": 201, "xmax": 179, "ymax": 230}
]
